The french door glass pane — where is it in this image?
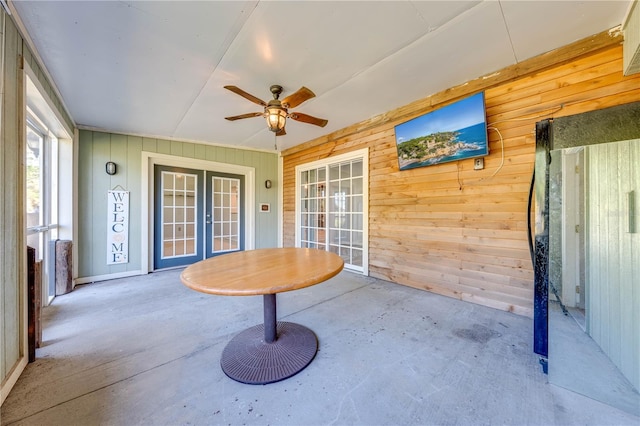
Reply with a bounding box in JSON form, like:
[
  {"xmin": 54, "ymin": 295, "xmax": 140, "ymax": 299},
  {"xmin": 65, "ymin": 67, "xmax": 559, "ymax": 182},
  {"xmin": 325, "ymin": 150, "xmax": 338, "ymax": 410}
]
[
  {"xmin": 300, "ymin": 167, "xmax": 326, "ymax": 249},
  {"xmin": 211, "ymin": 176, "xmax": 240, "ymax": 253},
  {"xmin": 328, "ymin": 159, "xmax": 363, "ymax": 267},
  {"xmin": 161, "ymin": 171, "xmax": 198, "ymax": 258},
  {"xmin": 300, "ymin": 158, "xmax": 364, "ymax": 269}
]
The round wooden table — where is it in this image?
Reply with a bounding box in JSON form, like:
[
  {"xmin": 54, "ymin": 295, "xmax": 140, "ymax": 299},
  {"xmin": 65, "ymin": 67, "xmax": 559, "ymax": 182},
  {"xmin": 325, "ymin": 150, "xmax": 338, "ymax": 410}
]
[{"xmin": 180, "ymin": 247, "xmax": 344, "ymax": 384}]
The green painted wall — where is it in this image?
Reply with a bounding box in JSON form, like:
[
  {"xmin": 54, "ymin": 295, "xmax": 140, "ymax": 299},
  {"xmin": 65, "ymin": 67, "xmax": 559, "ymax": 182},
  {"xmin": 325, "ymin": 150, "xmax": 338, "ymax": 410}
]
[
  {"xmin": 1, "ymin": 10, "xmax": 74, "ymax": 396},
  {"xmin": 1, "ymin": 9, "xmax": 23, "ymax": 391},
  {"xmin": 77, "ymin": 130, "xmax": 279, "ymax": 279},
  {"xmin": 22, "ymin": 48, "xmax": 73, "ymax": 132}
]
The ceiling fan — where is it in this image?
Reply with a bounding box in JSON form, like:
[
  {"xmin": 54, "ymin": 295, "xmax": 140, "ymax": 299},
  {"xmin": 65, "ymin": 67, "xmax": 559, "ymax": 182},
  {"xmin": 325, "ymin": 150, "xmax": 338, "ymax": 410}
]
[{"xmin": 224, "ymin": 84, "xmax": 328, "ymax": 136}]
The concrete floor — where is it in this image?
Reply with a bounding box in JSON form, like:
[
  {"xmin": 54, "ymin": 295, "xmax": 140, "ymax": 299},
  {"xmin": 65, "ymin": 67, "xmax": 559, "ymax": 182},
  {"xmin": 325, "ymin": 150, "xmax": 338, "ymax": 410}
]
[{"xmin": 2, "ymin": 269, "xmax": 639, "ymax": 426}]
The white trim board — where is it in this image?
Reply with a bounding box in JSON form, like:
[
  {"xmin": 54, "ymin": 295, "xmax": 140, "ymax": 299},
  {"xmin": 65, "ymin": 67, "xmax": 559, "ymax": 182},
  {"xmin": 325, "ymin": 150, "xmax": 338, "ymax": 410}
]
[{"xmin": 75, "ymin": 270, "xmax": 143, "ymax": 285}]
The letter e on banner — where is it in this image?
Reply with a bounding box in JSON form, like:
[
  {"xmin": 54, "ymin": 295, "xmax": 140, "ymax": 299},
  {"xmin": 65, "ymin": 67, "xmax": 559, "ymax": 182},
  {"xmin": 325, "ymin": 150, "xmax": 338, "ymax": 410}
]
[{"xmin": 107, "ymin": 190, "xmax": 129, "ymax": 265}]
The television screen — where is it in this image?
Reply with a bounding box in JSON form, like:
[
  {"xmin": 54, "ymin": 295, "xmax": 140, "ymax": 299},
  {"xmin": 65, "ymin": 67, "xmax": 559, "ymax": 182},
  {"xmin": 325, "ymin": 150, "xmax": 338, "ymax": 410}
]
[{"xmin": 395, "ymin": 92, "xmax": 489, "ymax": 171}]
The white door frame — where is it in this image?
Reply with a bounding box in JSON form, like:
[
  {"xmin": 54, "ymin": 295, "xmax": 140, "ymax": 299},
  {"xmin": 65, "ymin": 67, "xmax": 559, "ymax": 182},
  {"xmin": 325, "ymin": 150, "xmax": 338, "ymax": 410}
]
[
  {"xmin": 141, "ymin": 151, "xmax": 255, "ymax": 273},
  {"xmin": 294, "ymin": 147, "xmax": 369, "ymax": 275}
]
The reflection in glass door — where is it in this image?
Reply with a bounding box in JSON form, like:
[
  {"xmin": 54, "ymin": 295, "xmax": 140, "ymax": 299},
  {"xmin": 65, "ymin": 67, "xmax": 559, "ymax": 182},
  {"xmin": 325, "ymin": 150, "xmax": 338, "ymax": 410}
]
[{"xmin": 297, "ymin": 151, "xmax": 367, "ymax": 273}]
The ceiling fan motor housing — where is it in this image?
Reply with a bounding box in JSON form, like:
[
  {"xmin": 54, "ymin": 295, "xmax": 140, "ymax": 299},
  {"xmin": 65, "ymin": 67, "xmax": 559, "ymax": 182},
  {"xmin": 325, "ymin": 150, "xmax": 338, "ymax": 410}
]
[{"xmin": 270, "ymin": 85, "xmax": 283, "ymax": 99}]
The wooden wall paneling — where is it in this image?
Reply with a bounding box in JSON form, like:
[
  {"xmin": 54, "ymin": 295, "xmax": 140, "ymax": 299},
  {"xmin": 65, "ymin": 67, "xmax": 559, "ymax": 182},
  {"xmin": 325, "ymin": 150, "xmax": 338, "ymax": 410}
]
[
  {"xmin": 222, "ymin": 146, "xmax": 235, "ymax": 163},
  {"xmin": 7, "ymin": 15, "xmax": 22, "ymax": 368},
  {"xmin": 126, "ymin": 136, "xmax": 143, "ymax": 269},
  {"xmin": 170, "ymin": 140, "xmax": 183, "ymax": 157},
  {"xmin": 487, "ymin": 48, "xmax": 621, "ymax": 102},
  {"xmin": 109, "ymin": 133, "xmax": 128, "ymax": 187},
  {"xmin": 254, "ymin": 150, "xmax": 277, "ymax": 249},
  {"xmin": 182, "ymin": 142, "xmax": 195, "ymax": 159},
  {"xmin": 0, "ymin": 18, "xmax": 5, "ymax": 380},
  {"xmin": 142, "ymin": 136, "xmax": 157, "ymax": 152},
  {"xmin": 1, "ymin": 14, "xmax": 21, "ymax": 382},
  {"xmin": 487, "ymin": 61, "xmax": 622, "ymax": 114},
  {"xmin": 90, "ymin": 132, "xmax": 111, "ymax": 277},
  {"xmin": 108, "ymin": 133, "xmax": 128, "ymax": 274},
  {"xmin": 77, "ymin": 131, "xmax": 94, "ymax": 278},
  {"xmin": 193, "ymin": 143, "xmax": 206, "ymax": 160},
  {"xmin": 156, "ymin": 139, "xmax": 171, "ymax": 155},
  {"xmin": 282, "ymin": 41, "xmax": 640, "ymax": 317},
  {"xmin": 205, "ymin": 145, "xmax": 217, "ymax": 162}
]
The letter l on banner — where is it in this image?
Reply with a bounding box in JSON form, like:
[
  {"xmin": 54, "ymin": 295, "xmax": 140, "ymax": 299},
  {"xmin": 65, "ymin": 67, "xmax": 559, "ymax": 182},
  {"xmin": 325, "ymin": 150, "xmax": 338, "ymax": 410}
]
[{"xmin": 107, "ymin": 190, "xmax": 129, "ymax": 265}]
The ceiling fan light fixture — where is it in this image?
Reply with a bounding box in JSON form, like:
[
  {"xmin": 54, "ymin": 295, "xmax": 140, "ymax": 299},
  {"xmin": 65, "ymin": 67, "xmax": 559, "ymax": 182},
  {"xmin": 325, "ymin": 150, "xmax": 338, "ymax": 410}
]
[
  {"xmin": 265, "ymin": 105, "xmax": 287, "ymax": 132},
  {"xmin": 224, "ymin": 84, "xmax": 326, "ymax": 135}
]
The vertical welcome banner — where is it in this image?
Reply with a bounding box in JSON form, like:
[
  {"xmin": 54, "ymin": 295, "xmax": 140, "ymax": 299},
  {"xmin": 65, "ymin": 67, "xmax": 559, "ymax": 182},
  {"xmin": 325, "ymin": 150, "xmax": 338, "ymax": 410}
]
[{"xmin": 107, "ymin": 190, "xmax": 129, "ymax": 265}]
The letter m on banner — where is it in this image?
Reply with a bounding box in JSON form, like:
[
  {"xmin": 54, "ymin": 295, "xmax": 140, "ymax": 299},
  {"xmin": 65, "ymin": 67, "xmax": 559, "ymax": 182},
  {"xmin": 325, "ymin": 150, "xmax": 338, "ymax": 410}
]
[{"xmin": 107, "ymin": 190, "xmax": 130, "ymax": 265}]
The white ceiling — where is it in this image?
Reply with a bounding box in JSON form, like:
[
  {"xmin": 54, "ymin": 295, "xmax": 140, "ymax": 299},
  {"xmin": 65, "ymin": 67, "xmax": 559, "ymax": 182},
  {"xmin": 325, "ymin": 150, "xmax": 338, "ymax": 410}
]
[{"xmin": 11, "ymin": 1, "xmax": 632, "ymax": 152}]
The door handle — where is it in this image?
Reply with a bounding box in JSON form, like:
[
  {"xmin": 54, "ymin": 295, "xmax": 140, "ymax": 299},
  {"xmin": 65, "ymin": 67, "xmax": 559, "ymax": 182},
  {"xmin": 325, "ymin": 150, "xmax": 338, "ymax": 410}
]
[{"xmin": 206, "ymin": 213, "xmax": 212, "ymax": 224}]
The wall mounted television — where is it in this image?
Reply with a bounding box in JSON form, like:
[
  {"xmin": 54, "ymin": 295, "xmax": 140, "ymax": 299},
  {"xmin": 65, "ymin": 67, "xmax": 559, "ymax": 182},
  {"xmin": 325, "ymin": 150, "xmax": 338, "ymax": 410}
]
[{"xmin": 395, "ymin": 91, "xmax": 489, "ymax": 171}]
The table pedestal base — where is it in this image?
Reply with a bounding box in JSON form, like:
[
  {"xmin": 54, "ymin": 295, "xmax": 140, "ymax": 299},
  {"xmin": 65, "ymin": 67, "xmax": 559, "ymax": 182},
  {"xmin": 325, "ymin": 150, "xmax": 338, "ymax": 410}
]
[{"xmin": 220, "ymin": 321, "xmax": 318, "ymax": 384}]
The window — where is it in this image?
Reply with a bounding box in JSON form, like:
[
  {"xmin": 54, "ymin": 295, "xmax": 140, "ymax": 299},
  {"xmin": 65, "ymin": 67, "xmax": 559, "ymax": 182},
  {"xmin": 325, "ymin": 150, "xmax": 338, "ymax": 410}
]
[
  {"xmin": 25, "ymin": 113, "xmax": 59, "ymax": 303},
  {"xmin": 24, "ymin": 70, "xmax": 72, "ymax": 306}
]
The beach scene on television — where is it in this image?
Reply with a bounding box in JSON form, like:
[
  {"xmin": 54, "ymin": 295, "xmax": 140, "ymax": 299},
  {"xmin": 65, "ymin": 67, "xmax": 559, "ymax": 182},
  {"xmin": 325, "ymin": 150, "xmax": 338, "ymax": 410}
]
[{"xmin": 395, "ymin": 92, "xmax": 489, "ymax": 171}]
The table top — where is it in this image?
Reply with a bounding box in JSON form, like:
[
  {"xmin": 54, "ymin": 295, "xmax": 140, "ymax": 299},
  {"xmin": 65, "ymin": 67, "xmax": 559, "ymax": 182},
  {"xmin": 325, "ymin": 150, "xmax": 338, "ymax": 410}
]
[{"xmin": 180, "ymin": 247, "xmax": 344, "ymax": 296}]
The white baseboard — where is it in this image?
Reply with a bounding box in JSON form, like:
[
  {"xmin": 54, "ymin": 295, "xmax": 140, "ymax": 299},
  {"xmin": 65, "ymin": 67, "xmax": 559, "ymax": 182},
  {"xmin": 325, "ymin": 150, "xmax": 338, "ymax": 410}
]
[
  {"xmin": 1, "ymin": 356, "xmax": 27, "ymax": 406},
  {"xmin": 75, "ymin": 270, "xmax": 144, "ymax": 285}
]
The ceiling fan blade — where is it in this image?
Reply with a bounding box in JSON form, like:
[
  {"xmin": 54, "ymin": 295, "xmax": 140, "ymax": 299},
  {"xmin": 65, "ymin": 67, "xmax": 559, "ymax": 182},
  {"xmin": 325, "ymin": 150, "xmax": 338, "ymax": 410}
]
[
  {"xmin": 224, "ymin": 112, "xmax": 263, "ymax": 121},
  {"xmin": 276, "ymin": 127, "xmax": 286, "ymax": 136},
  {"xmin": 289, "ymin": 112, "xmax": 328, "ymax": 128},
  {"xmin": 281, "ymin": 87, "xmax": 315, "ymax": 108},
  {"xmin": 224, "ymin": 86, "xmax": 267, "ymax": 107}
]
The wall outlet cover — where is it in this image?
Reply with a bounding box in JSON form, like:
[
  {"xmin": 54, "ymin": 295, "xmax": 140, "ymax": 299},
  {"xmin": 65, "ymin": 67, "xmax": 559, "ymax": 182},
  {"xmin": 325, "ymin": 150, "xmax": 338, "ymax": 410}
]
[{"xmin": 474, "ymin": 158, "xmax": 484, "ymax": 170}]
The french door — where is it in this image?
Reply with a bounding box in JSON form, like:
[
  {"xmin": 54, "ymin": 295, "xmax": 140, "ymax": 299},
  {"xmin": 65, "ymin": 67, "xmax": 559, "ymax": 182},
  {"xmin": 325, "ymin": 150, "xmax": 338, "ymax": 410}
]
[
  {"xmin": 296, "ymin": 149, "xmax": 368, "ymax": 273},
  {"xmin": 206, "ymin": 172, "xmax": 244, "ymax": 256},
  {"xmin": 154, "ymin": 166, "xmax": 244, "ymax": 270}
]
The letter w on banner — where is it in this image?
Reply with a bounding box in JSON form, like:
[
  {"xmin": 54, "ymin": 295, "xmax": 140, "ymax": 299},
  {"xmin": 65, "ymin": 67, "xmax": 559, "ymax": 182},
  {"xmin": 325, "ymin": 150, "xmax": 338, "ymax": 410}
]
[{"xmin": 107, "ymin": 190, "xmax": 129, "ymax": 265}]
